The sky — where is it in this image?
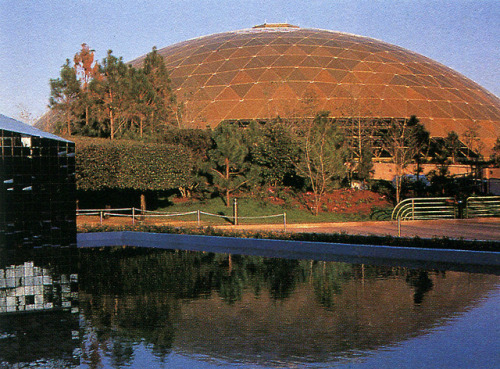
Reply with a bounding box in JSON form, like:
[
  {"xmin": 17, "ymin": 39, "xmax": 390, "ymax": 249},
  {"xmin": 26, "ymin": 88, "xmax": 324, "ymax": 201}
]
[{"xmin": 1, "ymin": 0, "xmax": 499, "ymax": 123}]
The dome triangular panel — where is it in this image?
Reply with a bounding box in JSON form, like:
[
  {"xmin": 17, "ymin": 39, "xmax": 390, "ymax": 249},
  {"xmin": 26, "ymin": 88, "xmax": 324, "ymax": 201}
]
[{"xmin": 130, "ymin": 25, "xmax": 499, "ymax": 152}]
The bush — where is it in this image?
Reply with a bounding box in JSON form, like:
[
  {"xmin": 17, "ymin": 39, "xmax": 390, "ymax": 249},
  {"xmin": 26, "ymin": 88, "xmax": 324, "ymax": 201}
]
[{"xmin": 75, "ymin": 138, "xmax": 194, "ymax": 192}]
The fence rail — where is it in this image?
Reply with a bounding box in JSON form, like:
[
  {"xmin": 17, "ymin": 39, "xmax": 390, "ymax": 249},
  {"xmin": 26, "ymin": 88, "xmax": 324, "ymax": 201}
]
[
  {"xmin": 466, "ymin": 196, "xmax": 500, "ymax": 218},
  {"xmin": 77, "ymin": 207, "xmax": 287, "ymax": 230},
  {"xmin": 391, "ymin": 197, "xmax": 456, "ymax": 221},
  {"xmin": 392, "ymin": 196, "xmax": 500, "ymax": 222}
]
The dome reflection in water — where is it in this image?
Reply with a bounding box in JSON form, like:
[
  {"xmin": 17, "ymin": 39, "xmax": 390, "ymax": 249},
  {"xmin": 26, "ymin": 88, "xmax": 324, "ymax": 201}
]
[{"xmin": 79, "ymin": 247, "xmax": 499, "ymax": 368}]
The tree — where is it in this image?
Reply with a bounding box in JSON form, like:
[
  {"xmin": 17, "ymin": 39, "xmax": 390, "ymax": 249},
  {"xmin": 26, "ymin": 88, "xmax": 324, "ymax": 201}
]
[
  {"xmin": 462, "ymin": 124, "xmax": 484, "ymax": 161},
  {"xmin": 382, "ymin": 116, "xmax": 429, "ymax": 204},
  {"xmin": 492, "ymin": 137, "xmax": 500, "ymax": 167},
  {"xmin": 93, "ymin": 50, "xmax": 131, "ymax": 139},
  {"xmin": 249, "ymin": 119, "xmax": 298, "ymax": 188},
  {"xmin": 206, "ymin": 122, "xmax": 252, "ymax": 207},
  {"xmin": 127, "ymin": 67, "xmax": 156, "ymax": 138},
  {"xmin": 290, "ymin": 112, "xmax": 347, "ymax": 215},
  {"xmin": 49, "ymin": 59, "xmax": 81, "ymax": 135},
  {"xmin": 355, "ymin": 145, "xmax": 374, "ymax": 183},
  {"xmin": 142, "ymin": 47, "xmax": 177, "ymax": 130},
  {"xmin": 462, "ymin": 125, "xmax": 486, "ymax": 193},
  {"xmin": 16, "ymin": 103, "xmax": 38, "ymax": 125},
  {"xmin": 49, "ymin": 46, "xmax": 178, "ymax": 140},
  {"xmin": 335, "ymin": 92, "xmax": 377, "ymax": 183},
  {"xmin": 443, "ymin": 131, "xmax": 462, "ymax": 163},
  {"xmin": 73, "ymin": 43, "xmax": 100, "ymax": 129}
]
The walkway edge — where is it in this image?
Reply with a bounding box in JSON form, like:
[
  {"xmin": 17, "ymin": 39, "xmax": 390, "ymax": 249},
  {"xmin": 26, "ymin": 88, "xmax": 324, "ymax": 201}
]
[{"xmin": 78, "ymin": 232, "xmax": 500, "ymax": 268}]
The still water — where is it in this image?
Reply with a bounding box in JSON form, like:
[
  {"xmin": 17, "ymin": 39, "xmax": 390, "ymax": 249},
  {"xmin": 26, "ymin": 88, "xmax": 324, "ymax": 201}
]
[
  {"xmin": 0, "ymin": 247, "xmax": 79, "ymax": 368},
  {"xmin": 78, "ymin": 248, "xmax": 500, "ymax": 369}
]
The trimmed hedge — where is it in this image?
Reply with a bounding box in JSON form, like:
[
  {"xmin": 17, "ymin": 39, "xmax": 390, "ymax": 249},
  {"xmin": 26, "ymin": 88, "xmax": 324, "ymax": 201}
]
[{"xmin": 74, "ymin": 137, "xmax": 194, "ymax": 191}]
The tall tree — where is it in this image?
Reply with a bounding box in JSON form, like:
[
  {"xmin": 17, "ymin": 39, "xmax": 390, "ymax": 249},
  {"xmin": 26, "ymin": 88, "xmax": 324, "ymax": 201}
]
[
  {"xmin": 462, "ymin": 124, "xmax": 484, "ymax": 160},
  {"xmin": 248, "ymin": 119, "xmax": 298, "ymax": 188},
  {"xmin": 49, "ymin": 59, "xmax": 80, "ymax": 135},
  {"xmin": 291, "ymin": 112, "xmax": 347, "ymax": 215},
  {"xmin": 382, "ymin": 116, "xmax": 429, "ymax": 204},
  {"xmin": 142, "ymin": 47, "xmax": 177, "ymax": 130},
  {"xmin": 127, "ymin": 68, "xmax": 155, "ymax": 138},
  {"xmin": 94, "ymin": 50, "xmax": 131, "ymax": 139},
  {"xmin": 207, "ymin": 122, "xmax": 251, "ymax": 207},
  {"xmin": 49, "ymin": 46, "xmax": 178, "ymax": 140},
  {"xmin": 443, "ymin": 131, "xmax": 462, "ymax": 163},
  {"xmin": 73, "ymin": 43, "xmax": 100, "ymax": 129}
]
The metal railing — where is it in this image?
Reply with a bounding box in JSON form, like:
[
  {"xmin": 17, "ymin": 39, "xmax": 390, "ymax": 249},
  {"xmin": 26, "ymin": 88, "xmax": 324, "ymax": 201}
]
[
  {"xmin": 77, "ymin": 207, "xmax": 288, "ymax": 231},
  {"xmin": 391, "ymin": 197, "xmax": 456, "ymax": 221},
  {"xmin": 466, "ymin": 196, "xmax": 500, "ymax": 218},
  {"xmin": 392, "ymin": 195, "xmax": 500, "ymax": 222}
]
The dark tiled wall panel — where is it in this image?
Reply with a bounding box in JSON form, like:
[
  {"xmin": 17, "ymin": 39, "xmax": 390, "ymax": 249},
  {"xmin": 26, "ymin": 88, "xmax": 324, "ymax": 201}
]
[{"xmin": 0, "ymin": 130, "xmax": 76, "ymax": 248}]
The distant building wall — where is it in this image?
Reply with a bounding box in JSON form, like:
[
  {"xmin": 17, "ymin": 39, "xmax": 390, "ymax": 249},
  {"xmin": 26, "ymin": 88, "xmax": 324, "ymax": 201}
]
[
  {"xmin": 373, "ymin": 163, "xmax": 500, "ymax": 195},
  {"xmin": 372, "ymin": 163, "xmax": 473, "ymax": 181}
]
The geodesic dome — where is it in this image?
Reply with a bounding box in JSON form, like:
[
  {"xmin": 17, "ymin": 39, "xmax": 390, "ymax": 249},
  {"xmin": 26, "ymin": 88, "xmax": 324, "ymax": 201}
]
[{"xmin": 131, "ymin": 24, "xmax": 500, "ymax": 153}]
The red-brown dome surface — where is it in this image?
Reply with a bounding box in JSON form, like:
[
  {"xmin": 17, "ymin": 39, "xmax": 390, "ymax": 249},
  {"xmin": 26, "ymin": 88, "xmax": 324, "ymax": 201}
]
[{"xmin": 131, "ymin": 24, "xmax": 500, "ymax": 152}]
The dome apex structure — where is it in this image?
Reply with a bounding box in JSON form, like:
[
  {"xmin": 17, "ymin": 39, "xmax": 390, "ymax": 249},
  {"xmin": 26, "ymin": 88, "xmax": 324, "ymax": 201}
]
[
  {"xmin": 252, "ymin": 23, "xmax": 300, "ymax": 29},
  {"xmin": 130, "ymin": 26, "xmax": 500, "ymax": 153}
]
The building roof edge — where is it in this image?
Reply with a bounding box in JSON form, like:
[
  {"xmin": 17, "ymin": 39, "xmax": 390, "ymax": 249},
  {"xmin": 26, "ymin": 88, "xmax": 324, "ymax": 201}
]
[{"xmin": 0, "ymin": 114, "xmax": 73, "ymax": 143}]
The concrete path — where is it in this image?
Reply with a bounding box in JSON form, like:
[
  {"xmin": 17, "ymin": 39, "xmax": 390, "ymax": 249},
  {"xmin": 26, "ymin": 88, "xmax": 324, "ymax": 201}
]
[{"xmin": 215, "ymin": 218, "xmax": 500, "ymax": 241}]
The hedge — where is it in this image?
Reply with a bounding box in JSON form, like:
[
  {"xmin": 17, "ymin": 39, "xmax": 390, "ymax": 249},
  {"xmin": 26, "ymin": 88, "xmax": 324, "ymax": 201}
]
[{"xmin": 74, "ymin": 137, "xmax": 194, "ymax": 191}]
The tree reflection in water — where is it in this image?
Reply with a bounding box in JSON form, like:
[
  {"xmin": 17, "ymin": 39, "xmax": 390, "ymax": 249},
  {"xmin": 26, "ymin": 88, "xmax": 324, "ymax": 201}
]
[{"xmin": 79, "ymin": 247, "xmax": 499, "ymax": 368}]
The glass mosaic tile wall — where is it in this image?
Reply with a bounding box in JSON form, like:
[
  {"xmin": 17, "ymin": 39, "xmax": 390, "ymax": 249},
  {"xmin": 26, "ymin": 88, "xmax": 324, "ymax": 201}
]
[
  {"xmin": 0, "ymin": 129, "xmax": 76, "ymax": 248},
  {"xmin": 0, "ymin": 119, "xmax": 79, "ymax": 367}
]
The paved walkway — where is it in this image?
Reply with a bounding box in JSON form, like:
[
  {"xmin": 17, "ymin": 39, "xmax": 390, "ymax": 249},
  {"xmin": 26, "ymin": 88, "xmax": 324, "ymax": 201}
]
[{"xmin": 215, "ymin": 218, "xmax": 500, "ymax": 241}]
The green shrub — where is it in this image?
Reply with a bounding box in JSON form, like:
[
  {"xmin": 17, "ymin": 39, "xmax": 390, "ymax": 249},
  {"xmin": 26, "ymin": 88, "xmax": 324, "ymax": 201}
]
[{"xmin": 75, "ymin": 138, "xmax": 194, "ymax": 192}]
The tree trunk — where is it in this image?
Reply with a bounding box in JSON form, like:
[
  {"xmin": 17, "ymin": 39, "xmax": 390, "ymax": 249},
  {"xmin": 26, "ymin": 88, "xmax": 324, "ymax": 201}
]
[
  {"xmin": 395, "ymin": 173, "xmax": 401, "ymax": 204},
  {"xmin": 140, "ymin": 193, "xmax": 146, "ymax": 220},
  {"xmin": 110, "ymin": 109, "xmax": 115, "ymax": 140},
  {"xmin": 66, "ymin": 111, "xmax": 72, "ymax": 135},
  {"xmin": 314, "ymin": 192, "xmax": 321, "ymax": 216},
  {"xmin": 225, "ymin": 157, "xmax": 230, "ymax": 207}
]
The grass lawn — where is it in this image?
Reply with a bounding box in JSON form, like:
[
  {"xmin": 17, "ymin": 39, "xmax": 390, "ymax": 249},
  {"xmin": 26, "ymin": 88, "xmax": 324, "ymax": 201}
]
[{"xmin": 154, "ymin": 195, "xmax": 392, "ymax": 226}]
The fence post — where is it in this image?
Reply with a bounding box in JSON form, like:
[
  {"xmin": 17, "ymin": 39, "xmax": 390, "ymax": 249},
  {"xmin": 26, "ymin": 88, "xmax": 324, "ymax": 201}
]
[
  {"xmin": 233, "ymin": 198, "xmax": 238, "ymax": 226},
  {"xmin": 99, "ymin": 211, "xmax": 103, "ymax": 225},
  {"xmin": 284, "ymin": 212, "xmax": 287, "ymax": 232},
  {"xmin": 197, "ymin": 210, "xmax": 201, "ymax": 227},
  {"xmin": 132, "ymin": 207, "xmax": 135, "ymax": 225},
  {"xmin": 411, "ymin": 199, "xmax": 415, "ymax": 220},
  {"xmin": 397, "ymin": 217, "xmax": 401, "ymax": 237}
]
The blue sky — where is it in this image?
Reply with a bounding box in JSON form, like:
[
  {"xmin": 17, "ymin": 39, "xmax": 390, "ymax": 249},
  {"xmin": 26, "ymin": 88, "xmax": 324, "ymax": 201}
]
[{"xmin": 1, "ymin": 0, "xmax": 498, "ymax": 123}]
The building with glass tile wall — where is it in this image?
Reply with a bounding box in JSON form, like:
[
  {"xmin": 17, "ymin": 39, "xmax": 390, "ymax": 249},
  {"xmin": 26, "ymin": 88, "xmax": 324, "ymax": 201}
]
[
  {"xmin": 0, "ymin": 114, "xmax": 78, "ymax": 366},
  {"xmin": 0, "ymin": 114, "xmax": 76, "ymax": 248}
]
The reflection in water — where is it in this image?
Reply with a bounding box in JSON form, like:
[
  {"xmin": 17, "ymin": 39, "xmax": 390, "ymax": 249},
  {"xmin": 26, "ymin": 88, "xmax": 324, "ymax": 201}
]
[
  {"xmin": 0, "ymin": 262, "xmax": 77, "ymax": 313},
  {"xmin": 79, "ymin": 248, "xmax": 500, "ymax": 368},
  {"xmin": 0, "ymin": 248, "xmax": 79, "ymax": 368}
]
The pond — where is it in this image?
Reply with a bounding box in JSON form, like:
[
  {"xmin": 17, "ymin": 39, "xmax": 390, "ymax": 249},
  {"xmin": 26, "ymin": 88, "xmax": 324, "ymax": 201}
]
[{"xmin": 77, "ymin": 247, "xmax": 500, "ymax": 369}]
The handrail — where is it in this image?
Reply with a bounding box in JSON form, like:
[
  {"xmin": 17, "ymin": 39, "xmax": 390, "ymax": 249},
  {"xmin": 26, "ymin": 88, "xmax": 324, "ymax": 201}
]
[
  {"xmin": 466, "ymin": 196, "xmax": 500, "ymax": 218},
  {"xmin": 392, "ymin": 197, "xmax": 455, "ymax": 221}
]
